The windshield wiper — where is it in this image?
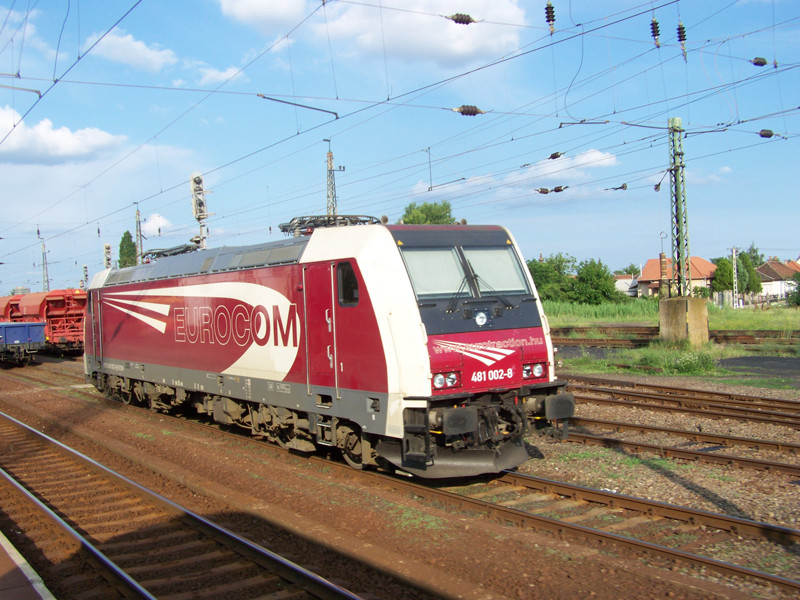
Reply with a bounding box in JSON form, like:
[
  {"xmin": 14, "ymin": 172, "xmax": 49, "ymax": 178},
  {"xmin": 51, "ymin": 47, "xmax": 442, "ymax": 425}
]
[
  {"xmin": 472, "ymin": 273, "xmax": 515, "ymax": 309},
  {"xmin": 445, "ymin": 275, "xmax": 469, "ymax": 313}
]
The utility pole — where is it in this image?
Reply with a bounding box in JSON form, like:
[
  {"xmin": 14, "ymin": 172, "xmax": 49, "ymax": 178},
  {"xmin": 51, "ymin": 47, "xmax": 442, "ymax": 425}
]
[
  {"xmin": 40, "ymin": 241, "xmax": 49, "ymax": 292},
  {"xmin": 134, "ymin": 202, "xmax": 143, "ymax": 265},
  {"xmin": 731, "ymin": 247, "xmax": 738, "ymax": 307},
  {"xmin": 324, "ymin": 139, "xmax": 344, "ymax": 216},
  {"xmin": 668, "ymin": 117, "xmax": 691, "ymax": 297},
  {"xmin": 37, "ymin": 226, "xmax": 49, "ymax": 292}
]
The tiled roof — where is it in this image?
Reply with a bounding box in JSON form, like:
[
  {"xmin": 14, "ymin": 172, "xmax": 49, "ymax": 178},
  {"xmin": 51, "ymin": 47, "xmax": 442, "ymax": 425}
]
[
  {"xmin": 639, "ymin": 256, "xmax": 716, "ymax": 282},
  {"xmin": 756, "ymin": 260, "xmax": 798, "ymax": 282}
]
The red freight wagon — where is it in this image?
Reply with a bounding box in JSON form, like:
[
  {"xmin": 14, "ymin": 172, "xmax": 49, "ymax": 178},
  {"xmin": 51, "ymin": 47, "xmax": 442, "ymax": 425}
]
[
  {"xmin": 1, "ymin": 289, "xmax": 87, "ymax": 351},
  {"xmin": 85, "ymin": 216, "xmax": 573, "ymax": 478},
  {"xmin": 0, "ymin": 295, "xmax": 22, "ymax": 321}
]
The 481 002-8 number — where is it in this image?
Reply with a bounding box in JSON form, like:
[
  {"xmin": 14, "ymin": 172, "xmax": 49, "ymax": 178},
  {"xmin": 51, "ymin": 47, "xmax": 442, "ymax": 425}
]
[{"xmin": 471, "ymin": 368, "xmax": 513, "ymax": 383}]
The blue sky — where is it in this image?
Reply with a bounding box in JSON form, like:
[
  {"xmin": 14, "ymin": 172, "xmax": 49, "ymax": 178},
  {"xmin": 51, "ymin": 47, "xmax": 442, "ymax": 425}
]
[{"xmin": 1, "ymin": 0, "xmax": 798, "ymax": 291}]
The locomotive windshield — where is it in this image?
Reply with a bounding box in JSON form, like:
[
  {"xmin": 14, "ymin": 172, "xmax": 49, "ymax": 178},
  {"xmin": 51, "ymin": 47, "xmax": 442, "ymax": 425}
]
[{"xmin": 401, "ymin": 245, "xmax": 530, "ymax": 300}]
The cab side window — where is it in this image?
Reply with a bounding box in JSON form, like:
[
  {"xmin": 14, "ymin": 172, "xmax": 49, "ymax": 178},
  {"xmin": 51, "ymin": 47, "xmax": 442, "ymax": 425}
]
[{"xmin": 337, "ymin": 261, "xmax": 359, "ymax": 306}]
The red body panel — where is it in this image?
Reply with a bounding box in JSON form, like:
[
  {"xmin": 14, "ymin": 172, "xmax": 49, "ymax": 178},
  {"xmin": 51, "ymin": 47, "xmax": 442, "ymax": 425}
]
[
  {"xmin": 91, "ymin": 263, "xmax": 388, "ymax": 393},
  {"xmin": 428, "ymin": 327, "xmax": 549, "ymax": 395}
]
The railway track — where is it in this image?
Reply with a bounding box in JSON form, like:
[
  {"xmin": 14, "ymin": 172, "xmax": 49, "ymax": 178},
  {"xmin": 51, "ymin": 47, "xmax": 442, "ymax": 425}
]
[
  {"xmin": 551, "ymin": 326, "xmax": 800, "ymax": 348},
  {"xmin": 563, "ymin": 376, "xmax": 800, "ymax": 474},
  {"xmin": 0, "ymin": 412, "xmax": 363, "ymax": 600},
  {"xmin": 567, "ymin": 379, "xmax": 800, "ymax": 428},
  {"xmin": 357, "ymin": 470, "xmax": 800, "ymax": 596},
  {"xmin": 567, "ymin": 374, "xmax": 800, "ymax": 407},
  {"xmin": 4, "ymin": 359, "xmax": 800, "ymax": 597}
]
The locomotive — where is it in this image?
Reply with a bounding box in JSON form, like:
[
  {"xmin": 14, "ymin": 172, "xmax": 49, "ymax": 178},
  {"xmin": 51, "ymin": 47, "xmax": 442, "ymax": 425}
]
[{"xmin": 84, "ymin": 215, "xmax": 574, "ymax": 478}]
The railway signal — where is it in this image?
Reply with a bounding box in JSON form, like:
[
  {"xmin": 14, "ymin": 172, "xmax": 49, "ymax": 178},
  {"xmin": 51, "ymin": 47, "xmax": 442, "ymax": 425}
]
[{"xmin": 190, "ymin": 171, "xmax": 211, "ymax": 249}]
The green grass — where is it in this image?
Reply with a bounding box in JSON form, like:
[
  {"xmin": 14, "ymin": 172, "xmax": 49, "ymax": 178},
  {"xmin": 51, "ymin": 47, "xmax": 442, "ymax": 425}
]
[
  {"xmin": 707, "ymin": 304, "xmax": 799, "ymax": 331},
  {"xmin": 561, "ymin": 341, "xmax": 738, "ymax": 376},
  {"xmin": 544, "ymin": 300, "xmax": 799, "ymax": 332},
  {"xmin": 544, "ymin": 299, "xmax": 658, "ymax": 325}
]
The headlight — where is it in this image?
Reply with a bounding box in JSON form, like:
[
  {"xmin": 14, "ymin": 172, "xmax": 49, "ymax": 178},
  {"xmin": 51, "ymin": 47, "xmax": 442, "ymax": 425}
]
[
  {"xmin": 474, "ymin": 311, "xmax": 488, "ymax": 326},
  {"xmin": 432, "ymin": 371, "xmax": 461, "ymax": 390},
  {"xmin": 523, "ymin": 363, "xmax": 546, "ymax": 379}
]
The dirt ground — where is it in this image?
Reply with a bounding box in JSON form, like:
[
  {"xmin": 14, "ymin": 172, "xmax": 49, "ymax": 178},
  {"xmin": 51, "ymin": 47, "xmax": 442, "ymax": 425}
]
[{"xmin": 0, "ymin": 358, "xmax": 796, "ymax": 600}]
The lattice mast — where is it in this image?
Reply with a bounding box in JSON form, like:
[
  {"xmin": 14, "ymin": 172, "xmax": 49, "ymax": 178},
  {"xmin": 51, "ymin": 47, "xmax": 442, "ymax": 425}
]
[
  {"xmin": 325, "ymin": 140, "xmax": 344, "ymax": 216},
  {"xmin": 135, "ymin": 203, "xmax": 143, "ymax": 265},
  {"xmin": 668, "ymin": 117, "xmax": 691, "ymax": 297},
  {"xmin": 40, "ymin": 241, "xmax": 49, "ymax": 292}
]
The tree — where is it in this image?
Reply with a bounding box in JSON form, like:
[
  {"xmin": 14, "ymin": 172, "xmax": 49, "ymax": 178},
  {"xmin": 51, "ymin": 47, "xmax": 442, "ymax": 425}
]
[
  {"xmin": 614, "ymin": 263, "xmax": 640, "ymax": 276},
  {"xmin": 739, "ymin": 253, "xmax": 762, "ymax": 295},
  {"xmin": 527, "ymin": 253, "xmax": 576, "ymax": 301},
  {"xmin": 569, "ymin": 258, "xmax": 622, "ymax": 304},
  {"xmin": 744, "ymin": 242, "xmax": 764, "ymax": 267},
  {"xmin": 119, "ymin": 231, "xmax": 137, "ymax": 268},
  {"xmin": 787, "ymin": 272, "xmax": 800, "ymax": 307},
  {"xmin": 711, "ymin": 258, "xmax": 733, "ymax": 292},
  {"xmin": 400, "ymin": 200, "xmax": 456, "ymax": 224}
]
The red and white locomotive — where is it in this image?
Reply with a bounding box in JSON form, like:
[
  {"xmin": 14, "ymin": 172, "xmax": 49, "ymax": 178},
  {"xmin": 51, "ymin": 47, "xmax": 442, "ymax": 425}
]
[{"xmin": 84, "ymin": 216, "xmax": 574, "ymax": 478}]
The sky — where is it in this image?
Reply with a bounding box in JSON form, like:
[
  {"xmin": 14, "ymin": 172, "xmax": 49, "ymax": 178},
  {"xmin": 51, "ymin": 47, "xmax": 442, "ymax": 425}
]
[{"xmin": 0, "ymin": 0, "xmax": 798, "ymax": 292}]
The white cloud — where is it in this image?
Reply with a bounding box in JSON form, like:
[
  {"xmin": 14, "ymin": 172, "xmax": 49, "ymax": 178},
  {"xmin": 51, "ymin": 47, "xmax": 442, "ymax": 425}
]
[
  {"xmin": 518, "ymin": 149, "xmax": 618, "ymax": 183},
  {"xmin": 0, "ymin": 106, "xmax": 126, "ymax": 164},
  {"xmin": 85, "ymin": 30, "xmax": 178, "ymax": 72},
  {"xmin": 198, "ymin": 66, "xmax": 248, "ymax": 86},
  {"xmin": 142, "ymin": 213, "xmax": 172, "ymax": 237},
  {"xmin": 313, "ymin": 0, "xmax": 526, "ymax": 68},
  {"xmin": 218, "ymin": 0, "xmax": 525, "ymax": 68},
  {"xmin": 218, "ymin": 0, "xmax": 312, "ymax": 35}
]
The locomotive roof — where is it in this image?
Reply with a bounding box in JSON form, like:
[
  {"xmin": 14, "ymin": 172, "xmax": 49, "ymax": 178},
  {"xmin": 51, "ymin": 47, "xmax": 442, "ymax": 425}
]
[
  {"xmin": 97, "ymin": 235, "xmax": 310, "ymax": 288},
  {"xmin": 92, "ymin": 221, "xmax": 513, "ymax": 289}
]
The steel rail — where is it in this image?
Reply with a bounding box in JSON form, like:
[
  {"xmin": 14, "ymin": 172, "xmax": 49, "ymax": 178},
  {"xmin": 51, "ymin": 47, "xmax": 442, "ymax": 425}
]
[
  {"xmin": 0, "ymin": 466, "xmax": 156, "ymax": 599},
  {"xmin": 570, "ymin": 386, "xmax": 800, "ymax": 419},
  {"xmin": 497, "ymin": 472, "xmax": 800, "ymax": 546},
  {"xmin": 566, "ymin": 375, "xmax": 800, "ymax": 408},
  {"xmin": 570, "ymin": 392, "xmax": 800, "ymax": 429},
  {"xmin": 371, "ymin": 474, "xmax": 800, "ymax": 594},
  {"xmin": 571, "ymin": 416, "xmax": 800, "ymax": 453},
  {"xmin": 5, "ymin": 364, "xmax": 799, "ymax": 595},
  {"xmin": 0, "ymin": 411, "xmax": 365, "ymax": 600},
  {"xmin": 566, "ymin": 431, "xmax": 800, "ymax": 476}
]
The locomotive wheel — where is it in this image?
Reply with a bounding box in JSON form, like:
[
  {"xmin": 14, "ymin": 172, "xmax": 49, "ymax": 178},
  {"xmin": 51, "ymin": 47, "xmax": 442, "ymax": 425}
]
[
  {"xmin": 274, "ymin": 426, "xmax": 294, "ymax": 450},
  {"xmin": 120, "ymin": 389, "xmax": 133, "ymax": 405},
  {"xmin": 341, "ymin": 428, "xmax": 364, "ymax": 470}
]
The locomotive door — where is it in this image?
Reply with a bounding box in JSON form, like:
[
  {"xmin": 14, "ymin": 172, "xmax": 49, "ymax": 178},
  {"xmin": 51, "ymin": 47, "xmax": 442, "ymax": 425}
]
[
  {"xmin": 303, "ymin": 263, "xmax": 339, "ymax": 400},
  {"xmin": 91, "ymin": 290, "xmax": 103, "ymax": 362}
]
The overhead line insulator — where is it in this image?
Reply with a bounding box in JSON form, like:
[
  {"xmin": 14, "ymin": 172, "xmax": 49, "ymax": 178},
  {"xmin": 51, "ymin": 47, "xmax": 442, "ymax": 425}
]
[
  {"xmin": 677, "ymin": 21, "xmax": 687, "ymax": 62},
  {"xmin": 751, "ymin": 57, "xmax": 767, "ymax": 67},
  {"xmin": 651, "ymin": 18, "xmax": 661, "ymax": 48},
  {"xmin": 446, "ymin": 13, "xmax": 476, "ymax": 25},
  {"xmin": 452, "ymin": 105, "xmax": 486, "ymax": 116},
  {"xmin": 545, "ymin": 1, "xmax": 555, "ymax": 35}
]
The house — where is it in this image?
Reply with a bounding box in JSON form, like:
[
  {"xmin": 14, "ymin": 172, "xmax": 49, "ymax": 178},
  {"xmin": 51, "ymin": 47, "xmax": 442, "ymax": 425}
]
[
  {"xmin": 614, "ymin": 274, "xmax": 638, "ymax": 297},
  {"xmin": 637, "ymin": 254, "xmax": 716, "ymax": 297},
  {"xmin": 756, "ymin": 259, "xmax": 800, "ymax": 299}
]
